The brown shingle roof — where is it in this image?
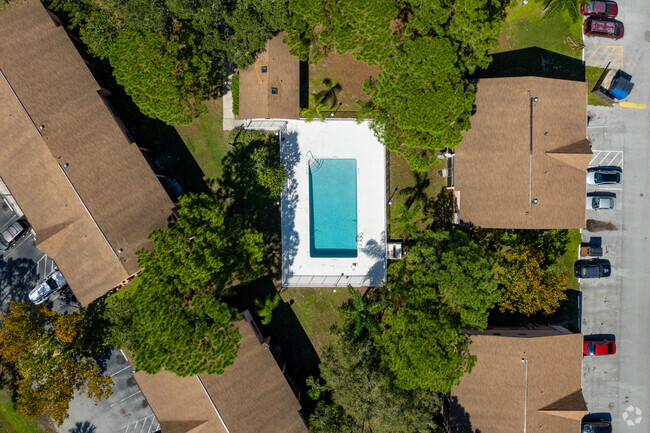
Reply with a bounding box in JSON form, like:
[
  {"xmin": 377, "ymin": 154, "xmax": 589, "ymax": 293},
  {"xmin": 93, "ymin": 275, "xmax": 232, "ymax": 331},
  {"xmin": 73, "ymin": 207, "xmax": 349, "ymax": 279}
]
[
  {"xmin": 135, "ymin": 315, "xmax": 308, "ymax": 433},
  {"xmin": 237, "ymin": 32, "xmax": 300, "ymax": 120},
  {"xmin": 449, "ymin": 333, "xmax": 586, "ymax": 433},
  {"xmin": 453, "ymin": 77, "xmax": 590, "ymax": 229},
  {"xmin": 0, "ymin": 0, "xmax": 174, "ymax": 305}
]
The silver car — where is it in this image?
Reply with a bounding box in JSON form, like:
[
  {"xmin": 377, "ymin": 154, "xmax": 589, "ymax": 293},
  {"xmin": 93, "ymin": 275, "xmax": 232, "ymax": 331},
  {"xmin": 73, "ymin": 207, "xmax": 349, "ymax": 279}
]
[
  {"xmin": 587, "ymin": 167, "xmax": 622, "ymax": 185},
  {"xmin": 586, "ymin": 194, "xmax": 616, "ymax": 210},
  {"xmin": 28, "ymin": 270, "xmax": 67, "ymax": 305}
]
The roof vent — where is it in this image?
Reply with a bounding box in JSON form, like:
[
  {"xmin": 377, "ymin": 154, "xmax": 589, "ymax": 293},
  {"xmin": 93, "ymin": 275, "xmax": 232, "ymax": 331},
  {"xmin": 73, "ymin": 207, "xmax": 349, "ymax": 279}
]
[{"xmin": 533, "ymin": 198, "xmax": 538, "ymax": 204}]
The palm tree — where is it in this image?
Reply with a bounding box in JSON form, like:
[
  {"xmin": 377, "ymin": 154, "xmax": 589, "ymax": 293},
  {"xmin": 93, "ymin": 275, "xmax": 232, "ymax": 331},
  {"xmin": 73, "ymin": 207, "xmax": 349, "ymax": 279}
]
[
  {"xmin": 316, "ymin": 78, "xmax": 342, "ymax": 109},
  {"xmin": 338, "ymin": 286, "xmax": 388, "ymax": 339},
  {"xmin": 399, "ymin": 171, "xmax": 431, "ymax": 210},
  {"xmin": 301, "ymin": 93, "xmax": 329, "ymax": 122},
  {"xmin": 544, "ymin": 0, "xmax": 588, "ymax": 21}
]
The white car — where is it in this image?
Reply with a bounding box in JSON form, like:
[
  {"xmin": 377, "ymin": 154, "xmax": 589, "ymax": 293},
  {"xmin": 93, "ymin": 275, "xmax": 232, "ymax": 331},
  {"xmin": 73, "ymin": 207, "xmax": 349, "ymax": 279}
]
[
  {"xmin": 586, "ymin": 167, "xmax": 622, "ymax": 185},
  {"xmin": 586, "ymin": 194, "xmax": 616, "ymax": 210},
  {"xmin": 28, "ymin": 270, "xmax": 67, "ymax": 304}
]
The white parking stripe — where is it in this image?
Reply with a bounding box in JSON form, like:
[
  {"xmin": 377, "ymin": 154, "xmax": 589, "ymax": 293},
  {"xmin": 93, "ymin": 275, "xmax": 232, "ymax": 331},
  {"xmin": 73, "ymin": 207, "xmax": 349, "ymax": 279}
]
[
  {"xmin": 109, "ymin": 390, "xmax": 142, "ymax": 408},
  {"xmin": 110, "ymin": 365, "xmax": 133, "ymax": 377},
  {"xmin": 2, "ymin": 234, "xmax": 33, "ymax": 258}
]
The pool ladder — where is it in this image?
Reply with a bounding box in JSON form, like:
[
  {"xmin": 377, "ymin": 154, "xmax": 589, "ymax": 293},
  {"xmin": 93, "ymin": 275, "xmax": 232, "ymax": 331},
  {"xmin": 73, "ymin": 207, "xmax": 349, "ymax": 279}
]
[{"xmin": 307, "ymin": 151, "xmax": 323, "ymax": 171}]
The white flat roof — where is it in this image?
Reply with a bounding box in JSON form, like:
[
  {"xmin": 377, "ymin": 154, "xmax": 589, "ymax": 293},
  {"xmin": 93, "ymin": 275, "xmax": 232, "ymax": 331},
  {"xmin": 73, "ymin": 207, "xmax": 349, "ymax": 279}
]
[{"xmin": 281, "ymin": 119, "xmax": 387, "ymax": 287}]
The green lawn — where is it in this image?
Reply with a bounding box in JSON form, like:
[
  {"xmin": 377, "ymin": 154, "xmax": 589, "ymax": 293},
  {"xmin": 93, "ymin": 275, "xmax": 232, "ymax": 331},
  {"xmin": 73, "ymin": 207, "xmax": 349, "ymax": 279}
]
[
  {"xmin": 586, "ymin": 66, "xmax": 610, "ymax": 106},
  {"xmin": 174, "ymin": 99, "xmax": 231, "ymax": 186},
  {"xmin": 0, "ymin": 391, "xmax": 52, "ymax": 433},
  {"xmin": 497, "ymin": 0, "xmax": 583, "ymax": 59},
  {"xmin": 280, "ymin": 287, "xmax": 350, "ymax": 356},
  {"xmin": 551, "ymin": 228, "xmax": 582, "ymax": 291},
  {"xmin": 388, "ymin": 152, "xmax": 448, "ymax": 237}
]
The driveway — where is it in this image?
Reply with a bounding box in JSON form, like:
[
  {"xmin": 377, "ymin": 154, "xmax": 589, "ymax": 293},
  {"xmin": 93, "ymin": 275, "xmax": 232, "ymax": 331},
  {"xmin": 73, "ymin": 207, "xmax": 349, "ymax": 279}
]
[{"xmin": 580, "ymin": 0, "xmax": 650, "ymax": 429}]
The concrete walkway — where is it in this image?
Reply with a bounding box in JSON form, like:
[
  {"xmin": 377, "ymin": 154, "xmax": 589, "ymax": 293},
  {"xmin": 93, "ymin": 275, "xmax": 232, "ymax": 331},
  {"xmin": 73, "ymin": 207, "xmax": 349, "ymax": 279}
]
[{"xmin": 222, "ymin": 73, "xmax": 245, "ymax": 131}]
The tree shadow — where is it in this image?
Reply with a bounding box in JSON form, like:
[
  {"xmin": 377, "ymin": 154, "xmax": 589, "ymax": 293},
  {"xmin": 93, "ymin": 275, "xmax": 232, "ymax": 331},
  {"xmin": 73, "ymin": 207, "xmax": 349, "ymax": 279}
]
[
  {"xmin": 225, "ymin": 277, "xmax": 320, "ymax": 413},
  {"xmin": 400, "ymin": 171, "xmax": 430, "ymax": 210},
  {"xmin": 0, "ymin": 256, "xmax": 39, "ymax": 309},
  {"xmin": 477, "ymin": 47, "xmax": 585, "ymax": 82},
  {"xmin": 447, "ymin": 396, "xmax": 482, "ymax": 433},
  {"xmin": 279, "ymin": 131, "xmax": 300, "ymax": 286},
  {"xmin": 68, "ymin": 421, "xmax": 96, "ymax": 433},
  {"xmin": 53, "ymin": 21, "xmax": 211, "ymax": 197},
  {"xmin": 216, "ymin": 130, "xmax": 291, "ymax": 272},
  {"xmin": 424, "ymin": 187, "xmax": 453, "ymax": 230}
]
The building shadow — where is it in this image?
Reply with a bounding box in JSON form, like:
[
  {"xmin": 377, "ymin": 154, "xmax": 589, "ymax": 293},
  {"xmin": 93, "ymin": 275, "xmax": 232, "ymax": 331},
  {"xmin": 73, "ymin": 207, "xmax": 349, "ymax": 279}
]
[
  {"xmin": 476, "ymin": 47, "xmax": 585, "ymax": 82},
  {"xmin": 225, "ymin": 276, "xmax": 320, "ymax": 412},
  {"xmin": 279, "ymin": 131, "xmax": 301, "ymax": 286}
]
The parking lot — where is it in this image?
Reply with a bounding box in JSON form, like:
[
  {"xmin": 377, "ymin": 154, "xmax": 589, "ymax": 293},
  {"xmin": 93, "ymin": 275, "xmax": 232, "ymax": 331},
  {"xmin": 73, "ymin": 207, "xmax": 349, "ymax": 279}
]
[
  {"xmin": 0, "ymin": 198, "xmax": 75, "ymax": 313},
  {"xmin": 59, "ymin": 350, "xmax": 160, "ymax": 433},
  {"xmin": 0, "ymin": 198, "xmax": 160, "ymax": 433},
  {"xmin": 580, "ymin": 0, "xmax": 650, "ymax": 426}
]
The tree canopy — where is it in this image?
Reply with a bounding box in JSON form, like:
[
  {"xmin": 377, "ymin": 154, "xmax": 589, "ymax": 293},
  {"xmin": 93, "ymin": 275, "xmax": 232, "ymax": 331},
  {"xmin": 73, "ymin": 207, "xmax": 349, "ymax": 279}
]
[
  {"xmin": 0, "ymin": 303, "xmax": 113, "ymax": 425},
  {"xmin": 47, "ymin": 0, "xmax": 288, "ymax": 124},
  {"xmin": 286, "ymin": 0, "xmax": 508, "ymax": 170},
  {"xmin": 104, "ymin": 193, "xmax": 265, "ymax": 376},
  {"xmin": 309, "ymin": 328, "xmax": 443, "ymax": 432}
]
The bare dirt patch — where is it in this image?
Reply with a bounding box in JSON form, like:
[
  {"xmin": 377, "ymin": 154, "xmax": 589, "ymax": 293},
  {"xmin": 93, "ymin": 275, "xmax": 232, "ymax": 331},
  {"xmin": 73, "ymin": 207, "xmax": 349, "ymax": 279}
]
[
  {"xmin": 309, "ymin": 52, "xmax": 380, "ymax": 113},
  {"xmin": 586, "ymin": 219, "xmax": 617, "ymax": 232}
]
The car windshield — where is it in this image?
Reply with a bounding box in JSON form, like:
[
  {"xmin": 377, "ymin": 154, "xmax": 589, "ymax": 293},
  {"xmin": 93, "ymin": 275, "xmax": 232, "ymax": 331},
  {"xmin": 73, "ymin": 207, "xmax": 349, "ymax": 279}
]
[
  {"xmin": 587, "ymin": 343, "xmax": 596, "ymax": 355},
  {"xmin": 593, "ymin": 197, "xmax": 600, "ymax": 208},
  {"xmin": 46, "ymin": 278, "xmax": 58, "ymax": 290},
  {"xmin": 594, "ymin": 172, "xmax": 619, "ymax": 183},
  {"xmin": 587, "ymin": 2, "xmax": 611, "ymax": 13}
]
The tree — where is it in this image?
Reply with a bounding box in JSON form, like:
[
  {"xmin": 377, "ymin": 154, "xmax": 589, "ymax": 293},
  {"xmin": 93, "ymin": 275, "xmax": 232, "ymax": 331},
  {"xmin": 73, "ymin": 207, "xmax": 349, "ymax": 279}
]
[
  {"xmin": 311, "ymin": 336, "xmax": 443, "ymax": 433},
  {"xmin": 251, "ymin": 146, "xmax": 287, "ymax": 197},
  {"xmin": 254, "ymin": 292, "xmax": 282, "ymax": 325},
  {"xmin": 285, "ymin": 0, "xmax": 509, "ymax": 170},
  {"xmin": 302, "ymin": 93, "xmax": 330, "ymax": 122},
  {"xmin": 380, "ymin": 300, "xmax": 475, "ymax": 394},
  {"xmin": 104, "ymin": 193, "xmax": 265, "ymax": 376},
  {"xmin": 107, "ymin": 30, "xmax": 211, "ymax": 125},
  {"xmin": 390, "ymin": 230, "xmax": 499, "ymax": 329},
  {"xmin": 544, "ymin": 0, "xmax": 588, "ymax": 21},
  {"xmin": 399, "ymin": 171, "xmax": 431, "ymax": 210},
  {"xmin": 0, "ymin": 303, "xmax": 113, "ymax": 425},
  {"xmin": 337, "ymin": 286, "xmax": 387, "ymax": 339},
  {"xmin": 496, "ymin": 244, "xmax": 570, "ymax": 316}
]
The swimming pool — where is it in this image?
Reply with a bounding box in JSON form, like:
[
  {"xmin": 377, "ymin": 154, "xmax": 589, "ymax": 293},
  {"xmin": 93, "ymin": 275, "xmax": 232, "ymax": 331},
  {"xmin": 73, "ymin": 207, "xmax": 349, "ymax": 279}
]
[{"xmin": 309, "ymin": 158, "xmax": 358, "ymax": 258}]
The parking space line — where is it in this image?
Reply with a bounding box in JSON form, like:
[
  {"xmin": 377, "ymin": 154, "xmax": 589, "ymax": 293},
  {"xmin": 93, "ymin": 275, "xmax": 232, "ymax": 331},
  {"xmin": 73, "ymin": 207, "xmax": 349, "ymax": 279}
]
[
  {"xmin": 2, "ymin": 234, "xmax": 33, "ymax": 258},
  {"xmin": 109, "ymin": 390, "xmax": 142, "ymax": 408},
  {"xmin": 110, "ymin": 365, "xmax": 133, "ymax": 377}
]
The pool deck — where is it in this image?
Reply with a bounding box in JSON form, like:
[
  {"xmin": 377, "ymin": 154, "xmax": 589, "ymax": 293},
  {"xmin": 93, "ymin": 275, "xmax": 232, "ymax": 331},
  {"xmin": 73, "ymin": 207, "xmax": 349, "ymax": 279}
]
[{"xmin": 280, "ymin": 119, "xmax": 387, "ymax": 287}]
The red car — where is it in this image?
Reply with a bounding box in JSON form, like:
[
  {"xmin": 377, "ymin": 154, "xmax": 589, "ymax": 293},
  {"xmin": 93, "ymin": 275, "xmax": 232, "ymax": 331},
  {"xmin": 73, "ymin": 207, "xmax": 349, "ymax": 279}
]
[
  {"xmin": 584, "ymin": 18, "xmax": 624, "ymax": 39},
  {"xmin": 581, "ymin": 0, "xmax": 618, "ymax": 18},
  {"xmin": 583, "ymin": 339, "xmax": 616, "ymax": 356}
]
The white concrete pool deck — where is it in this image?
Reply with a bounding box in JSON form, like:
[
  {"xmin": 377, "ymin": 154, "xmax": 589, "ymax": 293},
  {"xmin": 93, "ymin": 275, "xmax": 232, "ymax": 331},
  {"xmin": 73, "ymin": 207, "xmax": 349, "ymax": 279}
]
[{"xmin": 281, "ymin": 119, "xmax": 387, "ymax": 287}]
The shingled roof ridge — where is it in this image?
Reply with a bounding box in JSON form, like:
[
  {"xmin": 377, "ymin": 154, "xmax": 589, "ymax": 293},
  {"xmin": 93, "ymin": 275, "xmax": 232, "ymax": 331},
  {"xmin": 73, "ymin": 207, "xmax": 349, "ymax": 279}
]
[
  {"xmin": 545, "ymin": 139, "xmax": 592, "ymax": 171},
  {"xmin": 538, "ymin": 389, "xmax": 588, "ymax": 421},
  {"xmin": 34, "ymin": 218, "xmax": 80, "ymax": 257},
  {"xmin": 158, "ymin": 420, "xmax": 209, "ymax": 433}
]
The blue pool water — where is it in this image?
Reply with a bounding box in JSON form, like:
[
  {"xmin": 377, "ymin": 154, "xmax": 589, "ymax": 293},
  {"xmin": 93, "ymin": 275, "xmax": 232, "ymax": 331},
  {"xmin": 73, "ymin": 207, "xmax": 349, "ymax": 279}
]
[{"xmin": 309, "ymin": 159, "xmax": 358, "ymax": 258}]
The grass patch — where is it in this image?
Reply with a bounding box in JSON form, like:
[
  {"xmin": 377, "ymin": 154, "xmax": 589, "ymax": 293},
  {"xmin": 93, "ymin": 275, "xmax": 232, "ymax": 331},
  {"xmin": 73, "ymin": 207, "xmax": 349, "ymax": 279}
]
[
  {"xmin": 231, "ymin": 73, "xmax": 240, "ymax": 116},
  {"xmin": 388, "ymin": 152, "xmax": 448, "ymax": 237},
  {"xmin": 497, "ymin": 0, "xmax": 584, "ymax": 59},
  {"xmin": 174, "ymin": 99, "xmax": 231, "ymax": 185},
  {"xmin": 586, "ymin": 66, "xmax": 610, "ymax": 106},
  {"xmin": 280, "ymin": 287, "xmax": 350, "ymax": 356},
  {"xmin": 551, "ymin": 228, "xmax": 582, "ymax": 291},
  {"xmin": 0, "ymin": 391, "xmax": 53, "ymax": 433}
]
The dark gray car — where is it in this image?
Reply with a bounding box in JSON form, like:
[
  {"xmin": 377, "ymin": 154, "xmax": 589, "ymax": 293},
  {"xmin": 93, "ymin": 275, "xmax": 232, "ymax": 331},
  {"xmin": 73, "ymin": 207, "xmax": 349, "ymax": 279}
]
[
  {"xmin": 581, "ymin": 419, "xmax": 612, "ymax": 433},
  {"xmin": 0, "ymin": 219, "xmax": 29, "ymax": 251}
]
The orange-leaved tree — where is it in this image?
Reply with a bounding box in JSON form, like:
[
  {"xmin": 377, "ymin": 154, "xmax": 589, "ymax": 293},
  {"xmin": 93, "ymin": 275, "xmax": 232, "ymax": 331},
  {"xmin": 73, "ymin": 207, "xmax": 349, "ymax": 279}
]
[
  {"xmin": 0, "ymin": 302, "xmax": 112, "ymax": 425},
  {"xmin": 496, "ymin": 245, "xmax": 570, "ymax": 316}
]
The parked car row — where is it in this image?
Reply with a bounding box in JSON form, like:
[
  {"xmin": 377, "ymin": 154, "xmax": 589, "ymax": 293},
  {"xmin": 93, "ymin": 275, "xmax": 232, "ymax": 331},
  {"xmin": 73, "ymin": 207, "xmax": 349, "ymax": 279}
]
[
  {"xmin": 0, "ymin": 217, "xmax": 67, "ymax": 305},
  {"xmin": 586, "ymin": 166, "xmax": 621, "ymax": 210},
  {"xmin": 582, "ymin": 0, "xmax": 624, "ymax": 39}
]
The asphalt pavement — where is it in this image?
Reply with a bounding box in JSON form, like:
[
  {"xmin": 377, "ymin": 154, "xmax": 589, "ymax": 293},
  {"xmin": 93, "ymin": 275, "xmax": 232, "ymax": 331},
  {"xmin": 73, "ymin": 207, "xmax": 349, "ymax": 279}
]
[{"xmin": 580, "ymin": 0, "xmax": 650, "ymax": 430}]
